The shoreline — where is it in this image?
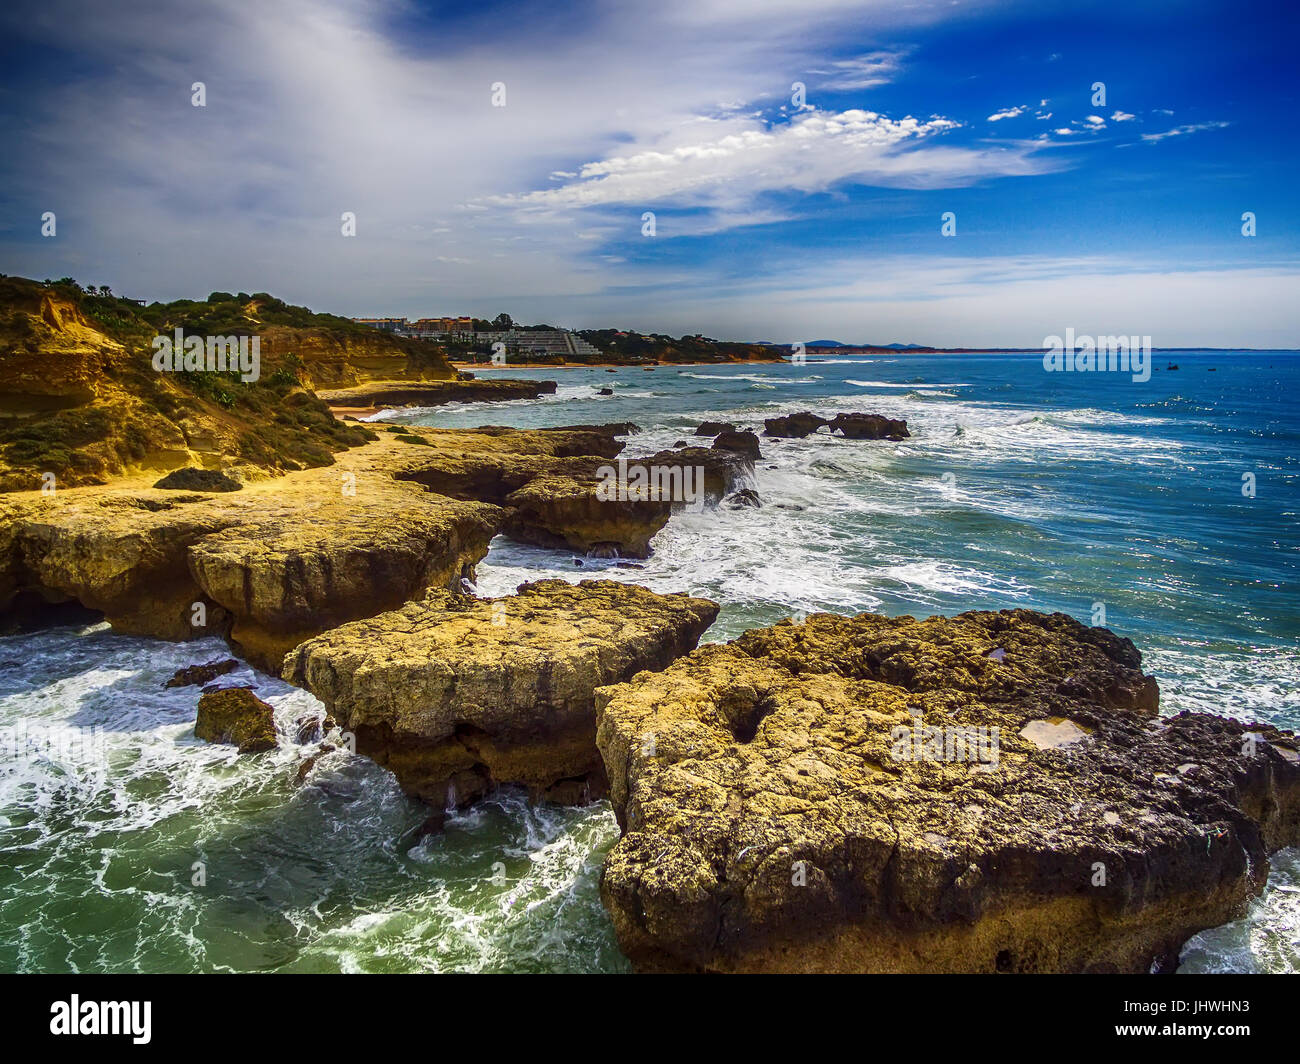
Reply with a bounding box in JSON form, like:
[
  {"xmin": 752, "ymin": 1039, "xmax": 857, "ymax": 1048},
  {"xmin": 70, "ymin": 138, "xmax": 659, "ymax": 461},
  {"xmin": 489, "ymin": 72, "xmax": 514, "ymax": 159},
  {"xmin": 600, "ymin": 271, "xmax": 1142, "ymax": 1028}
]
[{"xmin": 450, "ymin": 358, "xmax": 786, "ymax": 369}]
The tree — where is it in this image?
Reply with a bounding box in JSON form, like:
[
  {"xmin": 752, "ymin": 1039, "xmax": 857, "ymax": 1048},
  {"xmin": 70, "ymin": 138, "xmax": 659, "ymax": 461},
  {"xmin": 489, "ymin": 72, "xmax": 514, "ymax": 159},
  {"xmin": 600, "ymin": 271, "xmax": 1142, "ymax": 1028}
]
[{"xmin": 492, "ymin": 312, "xmax": 514, "ymax": 330}]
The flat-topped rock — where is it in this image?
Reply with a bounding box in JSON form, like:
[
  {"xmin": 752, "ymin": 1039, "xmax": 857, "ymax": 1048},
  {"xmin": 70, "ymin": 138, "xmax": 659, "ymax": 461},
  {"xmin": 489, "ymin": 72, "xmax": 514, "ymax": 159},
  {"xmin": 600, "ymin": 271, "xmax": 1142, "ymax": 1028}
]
[
  {"xmin": 763, "ymin": 413, "xmax": 828, "ymax": 438},
  {"xmin": 594, "ymin": 608, "xmax": 1300, "ymax": 973},
  {"xmin": 712, "ymin": 429, "xmax": 762, "ymax": 460},
  {"xmin": 0, "ymin": 425, "xmax": 705, "ymax": 664},
  {"xmin": 284, "ymin": 579, "xmax": 719, "ymax": 811},
  {"xmin": 829, "ymin": 412, "xmax": 909, "ymax": 440},
  {"xmin": 317, "ymin": 378, "xmax": 556, "ymax": 409}
]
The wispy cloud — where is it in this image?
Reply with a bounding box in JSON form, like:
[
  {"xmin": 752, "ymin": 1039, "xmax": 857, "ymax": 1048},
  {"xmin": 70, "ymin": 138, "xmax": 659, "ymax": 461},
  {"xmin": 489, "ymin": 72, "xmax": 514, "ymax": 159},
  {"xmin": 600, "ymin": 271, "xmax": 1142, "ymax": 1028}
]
[
  {"xmin": 489, "ymin": 109, "xmax": 1056, "ymax": 221},
  {"xmin": 987, "ymin": 105, "xmax": 1025, "ymax": 121},
  {"xmin": 811, "ymin": 50, "xmax": 906, "ymax": 90},
  {"xmin": 1141, "ymin": 121, "xmax": 1230, "ymax": 143}
]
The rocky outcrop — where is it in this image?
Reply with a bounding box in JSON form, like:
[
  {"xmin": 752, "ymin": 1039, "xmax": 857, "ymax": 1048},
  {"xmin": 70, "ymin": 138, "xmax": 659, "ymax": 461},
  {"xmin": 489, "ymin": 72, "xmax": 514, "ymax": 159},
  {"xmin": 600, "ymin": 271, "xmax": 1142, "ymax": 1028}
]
[
  {"xmin": 829, "ymin": 413, "xmax": 909, "ymax": 440},
  {"xmin": 594, "ymin": 608, "xmax": 1300, "ymax": 973},
  {"xmin": 153, "ymin": 467, "xmax": 242, "ymax": 492},
  {"xmin": 285, "ymin": 579, "xmax": 719, "ymax": 811},
  {"xmin": 0, "ymin": 432, "xmax": 504, "ymax": 671},
  {"xmin": 712, "ymin": 430, "xmax": 762, "ymax": 460},
  {"xmin": 763, "ymin": 413, "xmax": 828, "ymax": 438},
  {"xmin": 390, "ymin": 426, "xmax": 670, "ymax": 558},
  {"xmin": 317, "ymin": 378, "xmax": 557, "ymax": 411},
  {"xmin": 695, "ymin": 421, "xmax": 736, "ymax": 437},
  {"xmin": 502, "ymin": 474, "xmax": 672, "ymax": 558},
  {"xmin": 638, "ymin": 446, "xmax": 755, "ymax": 505},
  {"xmin": 195, "ymin": 687, "xmax": 277, "ymax": 753},
  {"xmin": 0, "ymin": 424, "xmax": 723, "ymax": 659},
  {"xmin": 762, "ymin": 411, "xmax": 907, "ymax": 440},
  {"xmin": 165, "ymin": 658, "xmax": 239, "ymax": 688}
]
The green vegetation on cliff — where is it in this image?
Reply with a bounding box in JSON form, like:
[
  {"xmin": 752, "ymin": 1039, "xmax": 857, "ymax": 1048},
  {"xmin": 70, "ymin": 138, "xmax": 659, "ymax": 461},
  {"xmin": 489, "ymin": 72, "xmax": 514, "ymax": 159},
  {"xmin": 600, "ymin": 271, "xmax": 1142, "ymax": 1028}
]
[
  {"xmin": 575, "ymin": 329, "xmax": 783, "ymax": 365},
  {"xmin": 0, "ymin": 275, "xmax": 465, "ymax": 491}
]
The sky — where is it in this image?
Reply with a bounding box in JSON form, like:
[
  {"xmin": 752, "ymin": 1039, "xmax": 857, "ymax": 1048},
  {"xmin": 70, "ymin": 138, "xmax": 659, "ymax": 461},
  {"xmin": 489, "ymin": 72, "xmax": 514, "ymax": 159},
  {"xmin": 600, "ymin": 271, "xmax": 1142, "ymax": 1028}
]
[{"xmin": 1, "ymin": 0, "xmax": 1297, "ymax": 347}]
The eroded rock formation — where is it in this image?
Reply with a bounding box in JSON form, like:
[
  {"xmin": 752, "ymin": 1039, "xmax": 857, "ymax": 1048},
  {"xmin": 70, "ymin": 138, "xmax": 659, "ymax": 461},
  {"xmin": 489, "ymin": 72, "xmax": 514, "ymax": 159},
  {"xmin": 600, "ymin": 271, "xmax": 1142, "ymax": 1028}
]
[
  {"xmin": 285, "ymin": 579, "xmax": 719, "ymax": 811},
  {"xmin": 829, "ymin": 412, "xmax": 909, "ymax": 440},
  {"xmin": 195, "ymin": 687, "xmax": 277, "ymax": 753},
  {"xmin": 712, "ymin": 429, "xmax": 762, "ymax": 460},
  {"xmin": 317, "ymin": 378, "xmax": 557, "ymax": 411},
  {"xmin": 763, "ymin": 413, "xmax": 828, "ymax": 438},
  {"xmin": 594, "ymin": 608, "xmax": 1300, "ymax": 973},
  {"xmin": 0, "ymin": 419, "xmax": 744, "ymax": 664}
]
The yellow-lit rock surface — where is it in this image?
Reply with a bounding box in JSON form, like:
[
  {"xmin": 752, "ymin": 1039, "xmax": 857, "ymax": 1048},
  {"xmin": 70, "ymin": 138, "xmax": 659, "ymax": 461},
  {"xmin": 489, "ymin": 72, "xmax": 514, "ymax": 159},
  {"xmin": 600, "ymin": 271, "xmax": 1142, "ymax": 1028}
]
[
  {"xmin": 285, "ymin": 579, "xmax": 719, "ymax": 809},
  {"xmin": 595, "ymin": 608, "xmax": 1300, "ymax": 972}
]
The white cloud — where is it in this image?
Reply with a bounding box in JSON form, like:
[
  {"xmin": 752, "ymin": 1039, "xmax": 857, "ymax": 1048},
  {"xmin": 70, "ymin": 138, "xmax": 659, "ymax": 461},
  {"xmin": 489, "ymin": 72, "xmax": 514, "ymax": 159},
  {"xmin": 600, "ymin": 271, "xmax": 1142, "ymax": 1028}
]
[
  {"xmin": 987, "ymin": 105, "xmax": 1025, "ymax": 121},
  {"xmin": 1141, "ymin": 121, "xmax": 1230, "ymax": 143},
  {"xmin": 1110, "ymin": 111, "xmax": 1136, "ymax": 122},
  {"xmin": 489, "ymin": 108, "xmax": 1055, "ymax": 216},
  {"xmin": 811, "ymin": 50, "xmax": 906, "ymax": 90}
]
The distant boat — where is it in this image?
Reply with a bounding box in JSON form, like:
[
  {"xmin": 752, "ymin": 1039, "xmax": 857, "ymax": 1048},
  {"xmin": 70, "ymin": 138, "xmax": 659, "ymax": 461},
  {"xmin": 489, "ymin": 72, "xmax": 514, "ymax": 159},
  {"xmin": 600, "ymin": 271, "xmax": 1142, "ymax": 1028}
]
[{"xmin": 1166, "ymin": 362, "xmax": 1179, "ymax": 370}]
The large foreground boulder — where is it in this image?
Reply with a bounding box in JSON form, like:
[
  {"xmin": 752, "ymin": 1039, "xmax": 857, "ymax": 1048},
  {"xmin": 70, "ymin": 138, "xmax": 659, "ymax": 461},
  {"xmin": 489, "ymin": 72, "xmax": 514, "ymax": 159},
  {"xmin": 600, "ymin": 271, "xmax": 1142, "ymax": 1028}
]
[
  {"xmin": 594, "ymin": 609, "xmax": 1300, "ymax": 973},
  {"xmin": 285, "ymin": 579, "xmax": 719, "ymax": 812}
]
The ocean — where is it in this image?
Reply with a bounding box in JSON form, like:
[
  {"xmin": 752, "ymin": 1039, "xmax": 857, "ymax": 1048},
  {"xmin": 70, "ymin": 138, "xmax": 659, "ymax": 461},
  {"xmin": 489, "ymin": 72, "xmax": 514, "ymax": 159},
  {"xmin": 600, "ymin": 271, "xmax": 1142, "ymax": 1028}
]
[{"xmin": 2, "ymin": 352, "xmax": 1297, "ymax": 972}]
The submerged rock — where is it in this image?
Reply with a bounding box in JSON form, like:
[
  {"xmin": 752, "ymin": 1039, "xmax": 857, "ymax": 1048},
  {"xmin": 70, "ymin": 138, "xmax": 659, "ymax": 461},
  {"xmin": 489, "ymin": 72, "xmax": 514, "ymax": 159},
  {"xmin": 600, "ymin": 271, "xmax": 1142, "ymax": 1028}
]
[
  {"xmin": 195, "ymin": 687, "xmax": 277, "ymax": 753},
  {"xmin": 284, "ymin": 579, "xmax": 719, "ymax": 814},
  {"xmin": 164, "ymin": 658, "xmax": 239, "ymax": 689},
  {"xmin": 594, "ymin": 608, "xmax": 1300, "ymax": 973},
  {"xmin": 722, "ymin": 488, "xmax": 762, "ymax": 510}
]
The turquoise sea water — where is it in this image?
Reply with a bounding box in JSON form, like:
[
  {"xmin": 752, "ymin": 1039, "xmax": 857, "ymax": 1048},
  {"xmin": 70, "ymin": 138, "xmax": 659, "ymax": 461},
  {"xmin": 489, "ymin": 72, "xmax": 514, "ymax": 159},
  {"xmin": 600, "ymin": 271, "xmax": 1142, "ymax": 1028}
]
[{"xmin": 1, "ymin": 352, "xmax": 1297, "ymax": 972}]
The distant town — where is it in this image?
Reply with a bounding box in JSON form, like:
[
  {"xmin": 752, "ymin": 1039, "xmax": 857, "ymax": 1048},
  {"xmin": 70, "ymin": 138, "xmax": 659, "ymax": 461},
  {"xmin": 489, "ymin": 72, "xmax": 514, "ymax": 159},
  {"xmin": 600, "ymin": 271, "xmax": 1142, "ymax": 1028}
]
[{"xmin": 353, "ymin": 315, "xmax": 605, "ymax": 361}]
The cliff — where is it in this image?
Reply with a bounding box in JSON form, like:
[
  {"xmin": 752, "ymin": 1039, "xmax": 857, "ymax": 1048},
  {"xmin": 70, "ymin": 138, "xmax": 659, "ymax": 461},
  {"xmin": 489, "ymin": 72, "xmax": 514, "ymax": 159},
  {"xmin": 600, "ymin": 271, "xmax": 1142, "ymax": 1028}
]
[{"xmin": 0, "ymin": 276, "xmax": 455, "ymax": 491}]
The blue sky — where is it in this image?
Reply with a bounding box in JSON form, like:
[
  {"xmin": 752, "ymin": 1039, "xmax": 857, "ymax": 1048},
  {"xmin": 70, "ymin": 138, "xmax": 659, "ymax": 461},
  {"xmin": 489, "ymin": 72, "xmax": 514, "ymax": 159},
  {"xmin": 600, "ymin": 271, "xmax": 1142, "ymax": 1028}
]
[{"xmin": 1, "ymin": 0, "xmax": 1297, "ymax": 346}]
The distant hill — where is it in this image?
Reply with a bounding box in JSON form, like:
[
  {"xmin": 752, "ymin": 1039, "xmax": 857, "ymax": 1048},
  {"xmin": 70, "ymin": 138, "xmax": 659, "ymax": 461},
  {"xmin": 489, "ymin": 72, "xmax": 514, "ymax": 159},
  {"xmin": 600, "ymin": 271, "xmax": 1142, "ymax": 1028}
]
[{"xmin": 802, "ymin": 340, "xmax": 930, "ymax": 351}]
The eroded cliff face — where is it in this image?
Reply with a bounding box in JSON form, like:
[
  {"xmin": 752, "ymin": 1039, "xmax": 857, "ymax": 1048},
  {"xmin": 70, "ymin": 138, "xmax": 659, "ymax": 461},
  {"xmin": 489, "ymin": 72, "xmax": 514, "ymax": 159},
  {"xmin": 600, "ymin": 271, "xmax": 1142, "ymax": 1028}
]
[
  {"xmin": 594, "ymin": 609, "xmax": 1300, "ymax": 973},
  {"xmin": 284, "ymin": 579, "xmax": 719, "ymax": 810},
  {"xmin": 0, "ymin": 290, "xmax": 121, "ymax": 412},
  {"xmin": 257, "ymin": 325, "xmax": 455, "ymax": 389},
  {"xmin": 0, "ymin": 277, "xmax": 457, "ymax": 491}
]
